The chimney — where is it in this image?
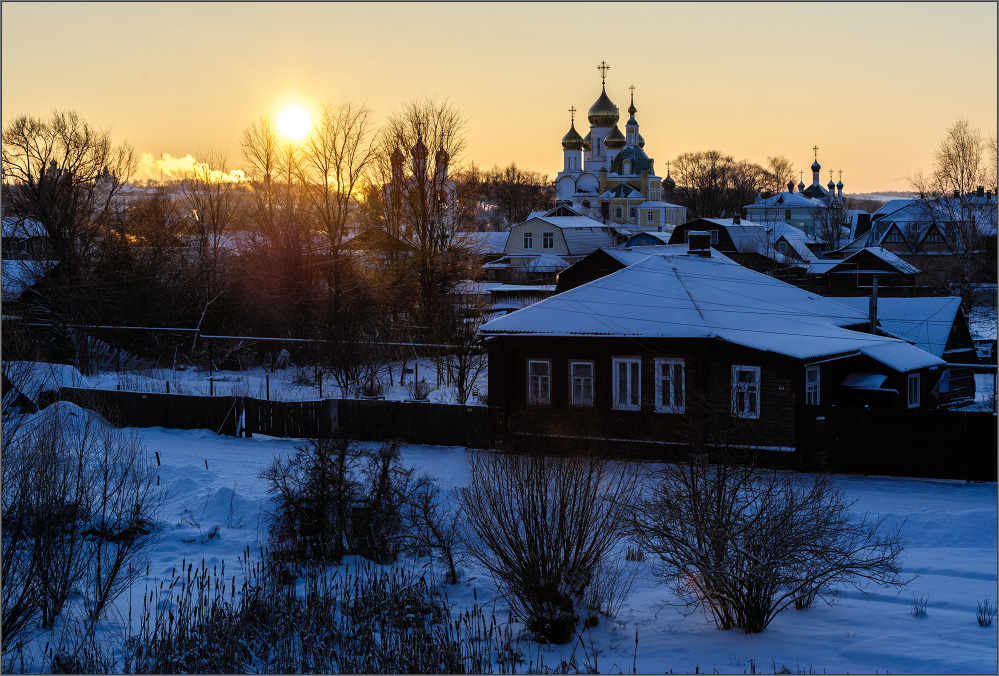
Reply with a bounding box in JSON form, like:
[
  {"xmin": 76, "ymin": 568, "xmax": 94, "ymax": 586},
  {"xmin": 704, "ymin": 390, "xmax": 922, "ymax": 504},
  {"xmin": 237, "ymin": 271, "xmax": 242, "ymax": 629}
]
[
  {"xmin": 987, "ymin": 190, "xmax": 993, "ymax": 200},
  {"xmin": 687, "ymin": 230, "xmax": 711, "ymax": 257},
  {"xmin": 953, "ymin": 189, "xmax": 960, "ymax": 199},
  {"xmin": 976, "ymin": 185, "xmax": 985, "ymax": 198},
  {"xmin": 733, "ymin": 213, "xmax": 741, "ymax": 225}
]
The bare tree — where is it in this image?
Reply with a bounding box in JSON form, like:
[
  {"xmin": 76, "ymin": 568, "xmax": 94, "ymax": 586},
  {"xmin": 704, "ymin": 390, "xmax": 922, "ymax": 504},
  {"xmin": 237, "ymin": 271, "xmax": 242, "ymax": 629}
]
[
  {"xmin": 629, "ymin": 449, "xmax": 908, "ymax": 634},
  {"xmin": 378, "ymin": 96, "xmax": 473, "ymax": 325},
  {"xmin": 403, "ymin": 477, "xmax": 465, "ymax": 585},
  {"xmin": 2, "ymin": 111, "xmax": 135, "ymax": 282},
  {"xmin": 300, "ymin": 101, "xmax": 376, "ymax": 301},
  {"xmin": 909, "ymin": 118, "xmax": 997, "ymax": 307},
  {"xmin": 762, "ymin": 155, "xmax": 796, "ymax": 195},
  {"xmin": 2, "ymin": 111, "xmax": 136, "ymax": 373},
  {"xmin": 460, "ymin": 447, "xmax": 637, "ymax": 644},
  {"xmin": 671, "ymin": 150, "xmax": 767, "ymax": 219},
  {"xmin": 482, "ymin": 162, "xmax": 554, "ymax": 226},
  {"xmin": 180, "ymin": 151, "xmax": 245, "ymax": 328}
]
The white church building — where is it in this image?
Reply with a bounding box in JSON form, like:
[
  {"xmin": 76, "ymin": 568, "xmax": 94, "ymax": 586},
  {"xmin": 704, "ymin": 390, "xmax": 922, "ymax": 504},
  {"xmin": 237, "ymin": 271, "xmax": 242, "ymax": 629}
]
[{"xmin": 554, "ymin": 63, "xmax": 686, "ymax": 233}]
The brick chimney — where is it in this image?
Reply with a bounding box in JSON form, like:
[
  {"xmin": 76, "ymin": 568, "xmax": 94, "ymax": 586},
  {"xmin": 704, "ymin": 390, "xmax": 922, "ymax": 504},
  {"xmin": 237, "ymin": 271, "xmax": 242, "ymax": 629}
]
[
  {"xmin": 976, "ymin": 185, "xmax": 985, "ymax": 198},
  {"xmin": 687, "ymin": 231, "xmax": 711, "ymax": 257}
]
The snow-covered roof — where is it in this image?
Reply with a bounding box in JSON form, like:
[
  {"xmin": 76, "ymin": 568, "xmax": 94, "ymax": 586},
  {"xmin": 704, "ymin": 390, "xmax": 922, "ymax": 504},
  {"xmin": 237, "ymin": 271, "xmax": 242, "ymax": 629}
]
[
  {"xmin": 625, "ymin": 231, "xmax": 671, "ymax": 246},
  {"xmin": 1, "ymin": 259, "xmax": 57, "ymax": 301},
  {"xmin": 459, "ymin": 231, "xmax": 509, "ymax": 255},
  {"xmin": 480, "ymin": 251, "xmax": 944, "ymax": 372},
  {"xmin": 2, "ymin": 217, "xmax": 47, "ymax": 239},
  {"xmin": 745, "ymin": 191, "xmax": 818, "ymax": 209},
  {"xmin": 524, "ymin": 253, "xmax": 570, "ymax": 271},
  {"xmin": 830, "ymin": 297, "xmax": 961, "ymax": 358},
  {"xmin": 490, "ymin": 284, "xmax": 556, "ymax": 294},
  {"xmin": 861, "ymin": 247, "xmax": 921, "ymax": 275}
]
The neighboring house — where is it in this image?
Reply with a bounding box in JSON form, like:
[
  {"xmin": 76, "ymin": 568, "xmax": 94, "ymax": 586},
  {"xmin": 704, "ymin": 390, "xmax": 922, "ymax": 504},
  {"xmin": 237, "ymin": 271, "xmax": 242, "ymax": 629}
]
[
  {"xmin": 555, "ymin": 244, "xmax": 716, "ymax": 293},
  {"xmin": 1, "ymin": 259, "xmax": 58, "ymax": 311},
  {"xmin": 1, "ymin": 217, "xmax": 51, "ymax": 260},
  {"xmin": 487, "ymin": 284, "xmax": 557, "ymax": 315},
  {"xmin": 666, "ymin": 217, "xmax": 820, "ymax": 272},
  {"xmin": 805, "ymin": 247, "xmax": 920, "ymax": 296},
  {"xmin": 830, "ymin": 296, "xmax": 979, "ymax": 407},
  {"xmin": 623, "ymin": 231, "xmax": 671, "ymax": 247},
  {"xmin": 461, "ymin": 231, "xmax": 510, "ymax": 266},
  {"xmin": 481, "ymin": 235, "xmax": 945, "ymax": 449},
  {"xmin": 743, "ymin": 152, "xmax": 848, "ymax": 240},
  {"xmin": 485, "ymin": 205, "xmax": 621, "ymax": 283},
  {"xmin": 554, "ymin": 71, "xmax": 686, "ymax": 229}
]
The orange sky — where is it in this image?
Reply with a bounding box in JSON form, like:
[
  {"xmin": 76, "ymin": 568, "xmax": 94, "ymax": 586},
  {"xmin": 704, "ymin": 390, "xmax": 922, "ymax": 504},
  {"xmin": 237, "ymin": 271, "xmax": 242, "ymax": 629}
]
[{"xmin": 3, "ymin": 2, "xmax": 996, "ymax": 193}]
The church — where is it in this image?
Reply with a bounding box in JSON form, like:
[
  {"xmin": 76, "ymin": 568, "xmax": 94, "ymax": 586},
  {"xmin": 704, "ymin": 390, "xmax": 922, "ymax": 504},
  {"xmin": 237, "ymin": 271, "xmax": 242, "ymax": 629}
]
[{"xmin": 554, "ymin": 62, "xmax": 686, "ymax": 232}]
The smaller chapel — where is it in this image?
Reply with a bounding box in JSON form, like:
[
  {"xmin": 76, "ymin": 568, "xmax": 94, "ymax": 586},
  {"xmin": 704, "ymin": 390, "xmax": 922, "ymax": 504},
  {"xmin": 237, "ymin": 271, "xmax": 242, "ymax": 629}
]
[{"xmin": 555, "ymin": 62, "xmax": 686, "ymax": 232}]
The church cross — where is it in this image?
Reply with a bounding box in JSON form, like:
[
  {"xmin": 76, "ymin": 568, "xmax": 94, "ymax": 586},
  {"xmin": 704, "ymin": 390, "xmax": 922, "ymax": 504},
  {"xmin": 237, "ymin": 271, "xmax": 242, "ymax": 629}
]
[
  {"xmin": 838, "ymin": 170, "xmax": 842, "ymax": 181},
  {"xmin": 629, "ymin": 84, "xmax": 635, "ymax": 96},
  {"xmin": 597, "ymin": 60, "xmax": 610, "ymax": 84},
  {"xmin": 569, "ymin": 106, "xmax": 576, "ymax": 123},
  {"xmin": 813, "ymin": 145, "xmax": 819, "ymax": 159}
]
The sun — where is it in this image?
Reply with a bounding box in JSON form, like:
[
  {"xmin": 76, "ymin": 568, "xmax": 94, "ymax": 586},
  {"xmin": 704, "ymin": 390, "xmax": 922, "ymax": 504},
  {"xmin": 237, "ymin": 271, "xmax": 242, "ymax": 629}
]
[{"xmin": 277, "ymin": 105, "xmax": 311, "ymax": 140}]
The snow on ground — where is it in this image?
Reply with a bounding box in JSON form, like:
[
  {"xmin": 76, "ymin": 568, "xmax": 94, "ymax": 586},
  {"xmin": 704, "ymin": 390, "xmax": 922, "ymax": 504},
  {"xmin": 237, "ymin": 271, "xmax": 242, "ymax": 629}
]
[{"xmin": 19, "ymin": 417, "xmax": 987, "ymax": 674}]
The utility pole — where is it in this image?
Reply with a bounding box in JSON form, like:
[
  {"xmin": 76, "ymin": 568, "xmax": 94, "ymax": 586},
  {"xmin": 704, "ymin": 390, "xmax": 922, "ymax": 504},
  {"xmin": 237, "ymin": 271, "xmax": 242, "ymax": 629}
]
[{"xmin": 869, "ymin": 274, "xmax": 879, "ymax": 334}]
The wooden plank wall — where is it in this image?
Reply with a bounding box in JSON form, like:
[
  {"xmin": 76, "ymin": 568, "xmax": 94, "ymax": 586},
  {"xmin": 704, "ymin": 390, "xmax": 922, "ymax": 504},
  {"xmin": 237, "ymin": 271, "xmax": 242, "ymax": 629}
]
[{"xmin": 58, "ymin": 388, "xmax": 239, "ymax": 436}]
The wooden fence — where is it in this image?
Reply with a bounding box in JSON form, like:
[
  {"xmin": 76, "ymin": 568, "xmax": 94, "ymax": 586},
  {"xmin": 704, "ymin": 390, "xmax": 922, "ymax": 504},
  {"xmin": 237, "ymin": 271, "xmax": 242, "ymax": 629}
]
[
  {"xmin": 57, "ymin": 389, "xmax": 497, "ymax": 449},
  {"xmin": 796, "ymin": 405, "xmax": 997, "ymax": 481},
  {"xmin": 59, "ymin": 388, "xmax": 240, "ymax": 436}
]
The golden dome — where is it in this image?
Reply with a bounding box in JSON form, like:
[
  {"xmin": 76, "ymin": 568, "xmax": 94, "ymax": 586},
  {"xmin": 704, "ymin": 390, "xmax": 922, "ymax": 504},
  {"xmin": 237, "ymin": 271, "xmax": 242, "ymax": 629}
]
[
  {"xmin": 587, "ymin": 85, "xmax": 619, "ymax": 126},
  {"xmin": 604, "ymin": 125, "xmax": 626, "ymax": 150},
  {"xmin": 562, "ymin": 121, "xmax": 584, "ymax": 150}
]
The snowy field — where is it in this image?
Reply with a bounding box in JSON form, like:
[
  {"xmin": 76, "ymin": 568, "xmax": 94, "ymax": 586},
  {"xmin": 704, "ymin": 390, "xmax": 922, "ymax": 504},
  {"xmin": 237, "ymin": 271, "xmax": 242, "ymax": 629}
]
[{"xmin": 13, "ymin": 409, "xmax": 994, "ymax": 674}]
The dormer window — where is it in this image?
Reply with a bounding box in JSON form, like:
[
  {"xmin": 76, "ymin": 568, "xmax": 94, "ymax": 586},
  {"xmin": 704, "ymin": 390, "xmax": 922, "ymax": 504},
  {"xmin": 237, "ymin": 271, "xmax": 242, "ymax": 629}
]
[{"xmin": 623, "ymin": 160, "xmax": 632, "ymax": 174}]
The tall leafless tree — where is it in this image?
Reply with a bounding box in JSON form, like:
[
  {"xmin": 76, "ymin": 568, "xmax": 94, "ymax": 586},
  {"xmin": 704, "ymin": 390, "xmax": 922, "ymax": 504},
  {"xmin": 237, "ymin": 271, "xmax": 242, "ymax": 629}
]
[{"xmin": 482, "ymin": 162, "xmax": 554, "ymax": 226}]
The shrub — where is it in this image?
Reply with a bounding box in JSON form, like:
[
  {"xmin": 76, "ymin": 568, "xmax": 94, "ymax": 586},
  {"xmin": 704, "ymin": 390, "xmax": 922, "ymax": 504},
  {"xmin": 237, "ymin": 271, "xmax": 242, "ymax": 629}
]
[
  {"xmin": 977, "ymin": 597, "xmax": 996, "ymax": 626},
  {"xmin": 460, "ymin": 449, "xmax": 637, "ymax": 644},
  {"xmin": 629, "ymin": 452, "xmax": 909, "ymax": 633},
  {"xmin": 911, "ymin": 594, "xmax": 928, "ymax": 618},
  {"xmin": 403, "ymin": 476, "xmax": 465, "ymax": 584},
  {"xmin": 408, "ymin": 377, "xmax": 432, "ymax": 401},
  {"xmin": 261, "ymin": 435, "xmax": 364, "ymax": 564}
]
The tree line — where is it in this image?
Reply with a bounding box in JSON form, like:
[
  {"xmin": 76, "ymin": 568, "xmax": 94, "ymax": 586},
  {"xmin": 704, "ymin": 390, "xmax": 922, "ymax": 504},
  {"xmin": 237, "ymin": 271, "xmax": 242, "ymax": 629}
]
[{"xmin": 1, "ymin": 102, "xmax": 553, "ymax": 382}]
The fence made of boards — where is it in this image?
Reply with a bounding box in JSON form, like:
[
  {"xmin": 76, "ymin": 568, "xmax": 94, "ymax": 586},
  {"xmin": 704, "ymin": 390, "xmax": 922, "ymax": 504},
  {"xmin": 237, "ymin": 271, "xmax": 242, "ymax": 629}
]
[
  {"xmin": 796, "ymin": 405, "xmax": 997, "ymax": 482},
  {"xmin": 57, "ymin": 388, "xmax": 498, "ymax": 449}
]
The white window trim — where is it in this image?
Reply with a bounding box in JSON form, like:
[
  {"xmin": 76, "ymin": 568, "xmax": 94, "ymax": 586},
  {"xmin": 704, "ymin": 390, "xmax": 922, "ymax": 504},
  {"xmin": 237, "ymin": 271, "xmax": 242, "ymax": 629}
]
[
  {"xmin": 569, "ymin": 360, "xmax": 595, "ymax": 408},
  {"xmin": 654, "ymin": 358, "xmax": 685, "ymax": 414},
  {"xmin": 732, "ymin": 365, "xmax": 761, "ymax": 419},
  {"xmin": 527, "ymin": 359, "xmax": 550, "ymax": 406},
  {"xmin": 523, "ymin": 231, "xmax": 534, "ymax": 249},
  {"xmin": 907, "ymin": 372, "xmax": 920, "ymax": 408},
  {"xmin": 805, "ymin": 365, "xmax": 820, "ymax": 406},
  {"xmin": 542, "ymin": 231, "xmax": 554, "ymax": 249},
  {"xmin": 612, "ymin": 357, "xmax": 642, "ymax": 411}
]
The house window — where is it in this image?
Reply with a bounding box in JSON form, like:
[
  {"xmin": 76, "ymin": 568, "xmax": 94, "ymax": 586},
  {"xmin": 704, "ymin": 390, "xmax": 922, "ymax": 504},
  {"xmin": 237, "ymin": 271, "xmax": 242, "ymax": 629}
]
[
  {"xmin": 924, "ymin": 231, "xmax": 944, "ymax": 244},
  {"xmin": 805, "ymin": 366, "xmax": 820, "ymax": 405},
  {"xmin": 785, "ymin": 209, "xmax": 792, "ymax": 221},
  {"xmin": 776, "ymin": 241, "xmax": 789, "ymax": 256},
  {"xmin": 629, "ymin": 207, "xmax": 637, "ymax": 219},
  {"xmin": 709, "ymin": 230, "xmax": 719, "ymax": 244},
  {"xmin": 885, "ymin": 230, "xmax": 906, "ymax": 244},
  {"xmin": 612, "ymin": 357, "xmax": 641, "ymax": 411},
  {"xmin": 654, "ymin": 358, "xmax": 685, "ymax": 413},
  {"xmin": 523, "ymin": 232, "xmax": 533, "ymax": 249},
  {"xmin": 570, "ymin": 361, "xmax": 594, "ymax": 407},
  {"xmin": 732, "ymin": 365, "xmax": 760, "ymax": 419},
  {"xmin": 907, "ymin": 373, "xmax": 920, "ymax": 408},
  {"xmin": 527, "ymin": 360, "xmax": 550, "ymax": 405},
  {"xmin": 615, "ymin": 206, "xmax": 623, "ymax": 219},
  {"xmin": 542, "ymin": 231, "xmax": 554, "ymax": 249},
  {"xmin": 647, "ymin": 211, "xmax": 654, "ymax": 222}
]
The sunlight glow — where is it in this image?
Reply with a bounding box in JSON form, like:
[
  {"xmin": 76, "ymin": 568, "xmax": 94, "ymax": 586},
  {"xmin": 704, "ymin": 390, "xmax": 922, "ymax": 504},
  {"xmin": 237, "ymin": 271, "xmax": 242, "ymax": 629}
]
[{"xmin": 277, "ymin": 105, "xmax": 311, "ymax": 140}]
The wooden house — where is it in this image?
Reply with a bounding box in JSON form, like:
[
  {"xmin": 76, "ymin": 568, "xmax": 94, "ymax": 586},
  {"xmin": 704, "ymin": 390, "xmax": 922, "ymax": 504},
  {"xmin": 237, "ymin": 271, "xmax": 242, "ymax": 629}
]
[{"xmin": 480, "ymin": 236, "xmax": 946, "ymax": 450}]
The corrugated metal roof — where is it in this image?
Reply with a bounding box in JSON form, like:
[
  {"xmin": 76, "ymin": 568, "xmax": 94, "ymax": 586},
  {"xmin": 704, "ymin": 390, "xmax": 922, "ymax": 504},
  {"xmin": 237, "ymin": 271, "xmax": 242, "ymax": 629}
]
[
  {"xmin": 480, "ymin": 251, "xmax": 944, "ymax": 372},
  {"xmin": 829, "ymin": 296, "xmax": 961, "ymax": 358}
]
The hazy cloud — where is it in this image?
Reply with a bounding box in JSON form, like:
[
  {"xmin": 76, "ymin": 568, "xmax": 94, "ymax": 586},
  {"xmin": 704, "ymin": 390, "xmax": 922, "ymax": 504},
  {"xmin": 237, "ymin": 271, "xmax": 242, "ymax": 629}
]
[{"xmin": 136, "ymin": 152, "xmax": 246, "ymax": 183}]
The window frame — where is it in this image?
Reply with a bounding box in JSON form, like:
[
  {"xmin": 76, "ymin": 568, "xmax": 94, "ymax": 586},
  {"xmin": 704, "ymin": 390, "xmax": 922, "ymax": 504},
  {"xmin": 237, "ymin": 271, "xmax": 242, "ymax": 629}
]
[
  {"xmin": 523, "ymin": 231, "xmax": 534, "ymax": 249},
  {"xmin": 527, "ymin": 359, "xmax": 551, "ymax": 406},
  {"xmin": 611, "ymin": 357, "xmax": 642, "ymax": 411},
  {"xmin": 615, "ymin": 206, "xmax": 623, "ymax": 219},
  {"xmin": 569, "ymin": 360, "xmax": 595, "ymax": 408},
  {"xmin": 805, "ymin": 365, "xmax": 820, "ymax": 405},
  {"xmin": 907, "ymin": 372, "xmax": 920, "ymax": 408},
  {"xmin": 542, "ymin": 231, "xmax": 554, "ymax": 249},
  {"xmin": 731, "ymin": 365, "xmax": 761, "ymax": 419},
  {"xmin": 646, "ymin": 210, "xmax": 654, "ymax": 222},
  {"xmin": 654, "ymin": 357, "xmax": 685, "ymax": 414}
]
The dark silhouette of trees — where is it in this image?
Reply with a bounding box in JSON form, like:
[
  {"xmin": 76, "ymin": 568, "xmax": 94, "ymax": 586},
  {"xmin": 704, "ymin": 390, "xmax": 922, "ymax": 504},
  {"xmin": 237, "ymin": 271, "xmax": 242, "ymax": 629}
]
[{"xmin": 482, "ymin": 162, "xmax": 554, "ymax": 226}]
